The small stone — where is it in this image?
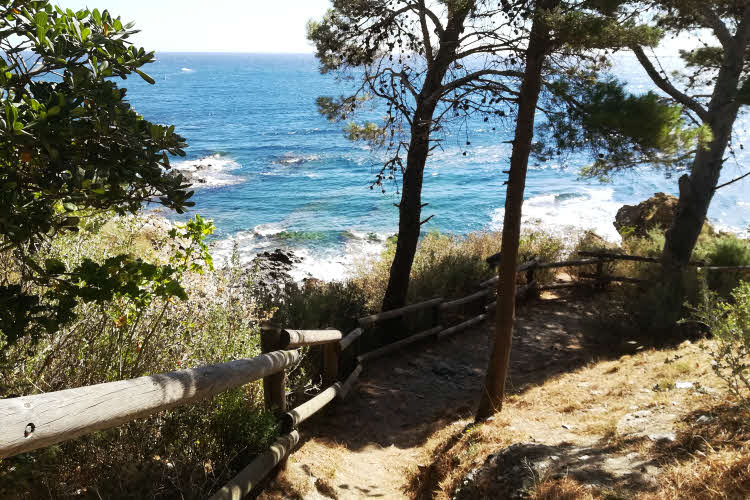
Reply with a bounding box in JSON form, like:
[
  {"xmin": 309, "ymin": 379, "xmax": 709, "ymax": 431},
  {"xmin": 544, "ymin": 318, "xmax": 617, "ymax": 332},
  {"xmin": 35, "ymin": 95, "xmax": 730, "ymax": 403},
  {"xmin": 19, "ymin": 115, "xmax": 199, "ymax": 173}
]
[
  {"xmin": 561, "ymin": 423, "xmax": 572, "ymax": 430},
  {"xmin": 675, "ymin": 381, "xmax": 694, "ymax": 389},
  {"xmin": 696, "ymin": 415, "xmax": 712, "ymax": 424},
  {"xmin": 648, "ymin": 433, "xmax": 676, "ymax": 443}
]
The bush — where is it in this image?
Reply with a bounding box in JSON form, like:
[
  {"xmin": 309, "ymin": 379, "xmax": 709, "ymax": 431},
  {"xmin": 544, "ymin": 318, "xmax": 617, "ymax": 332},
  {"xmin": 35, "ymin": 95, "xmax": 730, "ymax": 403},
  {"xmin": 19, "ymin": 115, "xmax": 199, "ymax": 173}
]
[
  {"xmin": 705, "ymin": 235, "xmax": 750, "ymax": 297},
  {"xmin": 0, "ymin": 214, "xmax": 278, "ymax": 499},
  {"xmin": 347, "ymin": 229, "xmax": 565, "ymax": 312},
  {"xmin": 568, "ymin": 230, "xmax": 619, "ymax": 279},
  {"xmin": 611, "ymin": 229, "xmax": 750, "ymax": 334},
  {"xmin": 518, "ymin": 230, "xmax": 568, "ymax": 283},
  {"xmin": 688, "ymin": 282, "xmax": 750, "ymax": 407}
]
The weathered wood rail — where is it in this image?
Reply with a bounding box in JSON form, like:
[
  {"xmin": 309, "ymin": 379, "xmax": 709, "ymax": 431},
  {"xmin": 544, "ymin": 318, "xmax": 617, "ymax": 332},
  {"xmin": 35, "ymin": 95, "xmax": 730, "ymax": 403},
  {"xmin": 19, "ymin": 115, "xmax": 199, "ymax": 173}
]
[{"xmin": 3, "ymin": 249, "xmax": 747, "ymax": 498}]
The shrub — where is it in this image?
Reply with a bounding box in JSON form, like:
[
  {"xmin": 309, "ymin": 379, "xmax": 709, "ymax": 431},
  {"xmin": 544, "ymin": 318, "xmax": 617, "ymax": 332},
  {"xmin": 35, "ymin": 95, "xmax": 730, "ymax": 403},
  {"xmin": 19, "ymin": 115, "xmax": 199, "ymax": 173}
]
[
  {"xmin": 568, "ymin": 230, "xmax": 619, "ymax": 279},
  {"xmin": 686, "ymin": 282, "xmax": 750, "ymax": 407},
  {"xmin": 704, "ymin": 235, "xmax": 750, "ymax": 297},
  {"xmin": 0, "ymin": 214, "xmax": 277, "ymax": 499},
  {"xmin": 518, "ymin": 230, "xmax": 568, "ymax": 283}
]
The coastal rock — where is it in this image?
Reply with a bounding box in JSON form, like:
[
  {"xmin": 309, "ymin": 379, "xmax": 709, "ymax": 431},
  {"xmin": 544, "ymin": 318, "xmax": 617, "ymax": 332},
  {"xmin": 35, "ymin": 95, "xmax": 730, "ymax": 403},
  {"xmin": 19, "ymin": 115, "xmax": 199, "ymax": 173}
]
[
  {"xmin": 614, "ymin": 193, "xmax": 716, "ymax": 239},
  {"xmin": 452, "ymin": 442, "xmax": 659, "ymax": 499},
  {"xmin": 248, "ymin": 248, "xmax": 302, "ymax": 294},
  {"xmin": 614, "ymin": 193, "xmax": 679, "ymax": 239}
]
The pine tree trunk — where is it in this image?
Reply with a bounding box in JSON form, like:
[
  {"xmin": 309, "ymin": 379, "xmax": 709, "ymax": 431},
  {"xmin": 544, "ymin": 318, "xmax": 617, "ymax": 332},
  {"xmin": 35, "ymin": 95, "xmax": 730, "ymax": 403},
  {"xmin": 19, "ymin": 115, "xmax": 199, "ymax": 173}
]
[
  {"xmin": 382, "ymin": 115, "xmax": 432, "ymax": 311},
  {"xmin": 381, "ymin": 10, "xmax": 469, "ymax": 312},
  {"xmin": 476, "ymin": 1, "xmax": 558, "ymax": 421},
  {"xmin": 662, "ymin": 110, "xmax": 738, "ymax": 269},
  {"xmin": 661, "ymin": 27, "xmax": 748, "ymax": 302}
]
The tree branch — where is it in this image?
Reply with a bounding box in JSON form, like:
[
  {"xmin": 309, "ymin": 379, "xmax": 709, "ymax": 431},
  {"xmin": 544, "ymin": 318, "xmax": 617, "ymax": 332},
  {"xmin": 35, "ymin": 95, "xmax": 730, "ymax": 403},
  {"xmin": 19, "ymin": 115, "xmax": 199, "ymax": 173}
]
[
  {"xmin": 631, "ymin": 45, "xmax": 710, "ymax": 123},
  {"xmin": 417, "ymin": 0, "xmax": 434, "ymax": 65},
  {"xmin": 714, "ymin": 170, "xmax": 750, "ymax": 191},
  {"xmin": 699, "ymin": 5, "xmax": 734, "ymax": 49},
  {"xmin": 420, "ymin": 214, "xmax": 435, "ymax": 225},
  {"xmin": 411, "ymin": 1, "xmax": 444, "ymax": 38},
  {"xmin": 435, "ymin": 69, "xmax": 524, "ymax": 98}
]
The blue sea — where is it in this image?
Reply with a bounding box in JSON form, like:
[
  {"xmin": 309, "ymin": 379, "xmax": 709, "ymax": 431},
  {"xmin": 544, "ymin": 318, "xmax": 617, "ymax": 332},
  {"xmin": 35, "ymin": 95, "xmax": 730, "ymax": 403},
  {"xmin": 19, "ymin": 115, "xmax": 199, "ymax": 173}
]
[{"xmin": 122, "ymin": 53, "xmax": 749, "ymax": 280}]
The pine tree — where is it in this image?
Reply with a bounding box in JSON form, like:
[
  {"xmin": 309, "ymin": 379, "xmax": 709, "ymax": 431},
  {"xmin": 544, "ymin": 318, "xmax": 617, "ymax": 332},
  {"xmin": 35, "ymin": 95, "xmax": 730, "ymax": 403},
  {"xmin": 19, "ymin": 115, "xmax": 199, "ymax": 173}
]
[
  {"xmin": 477, "ymin": 0, "xmax": 668, "ymax": 419},
  {"xmin": 308, "ymin": 0, "xmax": 525, "ymax": 311},
  {"xmin": 632, "ymin": 1, "xmax": 750, "ymax": 310}
]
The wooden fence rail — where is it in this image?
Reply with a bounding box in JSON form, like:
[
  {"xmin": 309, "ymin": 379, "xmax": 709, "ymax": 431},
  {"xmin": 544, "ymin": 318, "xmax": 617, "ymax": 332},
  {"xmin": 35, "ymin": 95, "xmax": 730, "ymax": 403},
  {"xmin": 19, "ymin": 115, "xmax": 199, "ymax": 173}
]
[
  {"xmin": 281, "ymin": 329, "xmax": 343, "ymax": 349},
  {"xmin": 0, "ymin": 350, "xmax": 300, "ymax": 459},
  {"xmin": 4, "ymin": 249, "xmax": 749, "ymax": 497}
]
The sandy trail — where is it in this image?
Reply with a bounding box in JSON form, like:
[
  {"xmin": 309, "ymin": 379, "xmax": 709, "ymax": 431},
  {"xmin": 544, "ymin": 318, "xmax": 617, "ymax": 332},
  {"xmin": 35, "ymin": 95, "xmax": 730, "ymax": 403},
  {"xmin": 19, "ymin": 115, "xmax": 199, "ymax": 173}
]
[{"xmin": 261, "ymin": 292, "xmax": 599, "ymax": 499}]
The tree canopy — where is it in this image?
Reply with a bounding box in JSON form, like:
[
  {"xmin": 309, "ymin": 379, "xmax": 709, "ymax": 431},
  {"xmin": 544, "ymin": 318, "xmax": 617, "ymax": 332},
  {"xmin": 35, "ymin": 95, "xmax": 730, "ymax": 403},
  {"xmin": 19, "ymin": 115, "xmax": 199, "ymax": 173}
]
[{"xmin": 0, "ymin": 1, "xmax": 197, "ymax": 345}]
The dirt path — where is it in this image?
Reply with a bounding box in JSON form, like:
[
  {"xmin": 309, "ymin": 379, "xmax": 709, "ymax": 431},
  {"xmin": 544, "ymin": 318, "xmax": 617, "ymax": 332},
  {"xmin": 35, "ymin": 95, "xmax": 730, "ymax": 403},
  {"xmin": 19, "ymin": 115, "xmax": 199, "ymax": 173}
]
[{"xmin": 261, "ymin": 291, "xmax": 604, "ymax": 499}]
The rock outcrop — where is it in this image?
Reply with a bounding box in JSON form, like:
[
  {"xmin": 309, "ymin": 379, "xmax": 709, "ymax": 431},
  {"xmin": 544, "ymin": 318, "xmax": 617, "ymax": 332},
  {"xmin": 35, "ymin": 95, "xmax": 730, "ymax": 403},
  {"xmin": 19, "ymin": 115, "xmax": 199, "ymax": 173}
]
[
  {"xmin": 248, "ymin": 248, "xmax": 302, "ymax": 294},
  {"xmin": 614, "ymin": 192, "xmax": 715, "ymax": 239},
  {"xmin": 453, "ymin": 442, "xmax": 659, "ymax": 499},
  {"xmin": 614, "ymin": 193, "xmax": 678, "ymax": 239}
]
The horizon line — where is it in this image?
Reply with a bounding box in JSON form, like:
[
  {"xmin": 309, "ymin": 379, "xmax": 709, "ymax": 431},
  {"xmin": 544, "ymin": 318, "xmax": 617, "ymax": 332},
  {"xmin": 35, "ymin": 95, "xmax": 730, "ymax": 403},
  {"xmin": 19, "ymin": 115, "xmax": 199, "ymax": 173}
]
[{"xmin": 153, "ymin": 51, "xmax": 316, "ymax": 55}]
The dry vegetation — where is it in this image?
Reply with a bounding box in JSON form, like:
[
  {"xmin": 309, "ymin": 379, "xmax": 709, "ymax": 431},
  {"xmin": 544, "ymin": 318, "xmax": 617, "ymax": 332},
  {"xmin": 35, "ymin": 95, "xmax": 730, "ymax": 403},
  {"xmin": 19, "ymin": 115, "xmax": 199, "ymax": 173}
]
[
  {"xmin": 409, "ymin": 336, "xmax": 750, "ymax": 499},
  {"xmin": 2, "ymin": 214, "xmax": 748, "ymax": 499}
]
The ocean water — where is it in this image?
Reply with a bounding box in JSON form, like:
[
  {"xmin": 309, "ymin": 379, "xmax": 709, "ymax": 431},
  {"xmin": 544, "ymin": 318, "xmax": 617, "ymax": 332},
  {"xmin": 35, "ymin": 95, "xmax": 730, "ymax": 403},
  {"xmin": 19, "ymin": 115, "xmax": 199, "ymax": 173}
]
[{"xmin": 122, "ymin": 53, "xmax": 749, "ymax": 280}]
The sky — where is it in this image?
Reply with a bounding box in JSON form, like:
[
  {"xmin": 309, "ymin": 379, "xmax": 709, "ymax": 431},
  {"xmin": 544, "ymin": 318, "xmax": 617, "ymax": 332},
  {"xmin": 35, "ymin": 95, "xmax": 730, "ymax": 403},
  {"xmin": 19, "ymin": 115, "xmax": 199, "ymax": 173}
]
[
  {"xmin": 62, "ymin": 0, "xmax": 333, "ymax": 53},
  {"xmin": 60, "ymin": 0, "xmax": 698, "ymax": 55}
]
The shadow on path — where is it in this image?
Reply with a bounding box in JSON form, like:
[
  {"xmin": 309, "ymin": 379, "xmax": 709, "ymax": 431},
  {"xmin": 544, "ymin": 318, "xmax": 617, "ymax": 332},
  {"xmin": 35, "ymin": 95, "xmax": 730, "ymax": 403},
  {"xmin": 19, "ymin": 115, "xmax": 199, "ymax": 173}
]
[{"xmin": 260, "ymin": 290, "xmax": 630, "ymax": 499}]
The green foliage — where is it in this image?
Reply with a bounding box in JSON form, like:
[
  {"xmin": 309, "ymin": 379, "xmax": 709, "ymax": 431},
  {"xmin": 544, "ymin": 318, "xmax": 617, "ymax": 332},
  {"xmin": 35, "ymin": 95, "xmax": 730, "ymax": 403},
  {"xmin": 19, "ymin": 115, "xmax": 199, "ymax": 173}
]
[
  {"xmin": 680, "ymin": 46, "xmax": 723, "ymax": 70},
  {"xmin": 0, "ymin": 1, "xmax": 194, "ymax": 342},
  {"xmin": 597, "ymin": 228, "xmax": 750, "ymax": 335},
  {"xmin": 540, "ymin": 77, "xmax": 709, "ymax": 179},
  {"xmin": 0, "ymin": 215, "xmax": 274, "ymax": 498},
  {"xmin": 345, "ymin": 121, "xmax": 387, "ymax": 146},
  {"xmin": 568, "ymin": 230, "xmax": 619, "ymax": 279},
  {"xmin": 549, "ymin": 9, "xmax": 661, "ymax": 50},
  {"xmin": 0, "ymin": 215, "xmax": 213, "ymax": 348},
  {"xmin": 265, "ymin": 280, "xmax": 369, "ymax": 333},
  {"xmin": 705, "ymin": 235, "xmax": 750, "ymax": 296},
  {"xmin": 688, "ymin": 282, "xmax": 750, "ymax": 407}
]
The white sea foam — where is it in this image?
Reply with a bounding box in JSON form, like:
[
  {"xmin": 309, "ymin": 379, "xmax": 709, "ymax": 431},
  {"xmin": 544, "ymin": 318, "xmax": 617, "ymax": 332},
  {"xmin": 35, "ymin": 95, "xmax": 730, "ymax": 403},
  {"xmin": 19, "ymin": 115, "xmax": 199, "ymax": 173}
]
[
  {"xmin": 288, "ymin": 238, "xmax": 384, "ymax": 282},
  {"xmin": 275, "ymin": 153, "xmax": 321, "ymax": 165},
  {"xmin": 253, "ymin": 223, "xmax": 285, "ymax": 237},
  {"xmin": 210, "ymin": 228, "xmax": 387, "ymax": 282},
  {"xmin": 172, "ymin": 154, "xmax": 243, "ymax": 188},
  {"xmin": 491, "ymin": 187, "xmax": 623, "ymax": 243}
]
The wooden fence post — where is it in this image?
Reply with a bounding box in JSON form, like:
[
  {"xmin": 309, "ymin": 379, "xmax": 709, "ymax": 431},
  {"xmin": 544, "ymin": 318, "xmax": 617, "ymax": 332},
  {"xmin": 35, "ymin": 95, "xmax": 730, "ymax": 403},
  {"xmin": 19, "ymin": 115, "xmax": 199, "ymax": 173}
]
[
  {"xmin": 261, "ymin": 326, "xmax": 287, "ymax": 414},
  {"xmin": 433, "ymin": 300, "xmax": 442, "ymax": 331},
  {"xmin": 525, "ymin": 260, "xmax": 538, "ymax": 298},
  {"xmin": 322, "ymin": 342, "xmax": 339, "ymax": 387},
  {"xmin": 595, "ymin": 257, "xmax": 605, "ymax": 289}
]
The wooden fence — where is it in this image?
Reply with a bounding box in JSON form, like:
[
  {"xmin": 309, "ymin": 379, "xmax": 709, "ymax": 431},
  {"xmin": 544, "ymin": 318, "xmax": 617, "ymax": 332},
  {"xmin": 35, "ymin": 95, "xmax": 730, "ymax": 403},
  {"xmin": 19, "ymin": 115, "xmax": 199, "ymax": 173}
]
[{"xmin": 2, "ymin": 250, "xmax": 748, "ymax": 499}]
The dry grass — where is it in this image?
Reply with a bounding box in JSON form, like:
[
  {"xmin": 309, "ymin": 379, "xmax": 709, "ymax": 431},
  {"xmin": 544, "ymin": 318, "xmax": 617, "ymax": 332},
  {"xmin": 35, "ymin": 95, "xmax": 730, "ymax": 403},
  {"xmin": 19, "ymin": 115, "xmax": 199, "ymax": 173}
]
[
  {"xmin": 409, "ymin": 338, "xmax": 749, "ymax": 500},
  {"xmin": 530, "ymin": 477, "xmax": 597, "ymax": 500},
  {"xmin": 643, "ymin": 447, "xmax": 750, "ymax": 500}
]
